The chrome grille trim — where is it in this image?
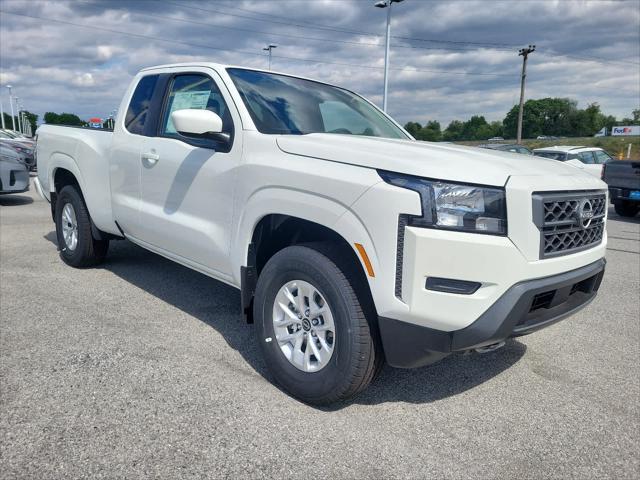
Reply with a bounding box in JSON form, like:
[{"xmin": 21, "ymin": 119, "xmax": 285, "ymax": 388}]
[{"xmin": 532, "ymin": 190, "xmax": 606, "ymax": 259}]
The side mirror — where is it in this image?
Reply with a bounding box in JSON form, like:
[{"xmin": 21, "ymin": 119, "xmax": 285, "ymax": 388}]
[{"xmin": 171, "ymin": 109, "xmax": 230, "ymax": 143}]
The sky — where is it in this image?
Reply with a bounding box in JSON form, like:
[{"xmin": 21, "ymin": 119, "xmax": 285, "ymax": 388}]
[{"xmin": 0, "ymin": 0, "xmax": 639, "ymax": 127}]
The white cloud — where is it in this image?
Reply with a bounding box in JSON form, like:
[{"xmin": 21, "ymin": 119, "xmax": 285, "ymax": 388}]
[
  {"xmin": 0, "ymin": 0, "xmax": 637, "ymax": 125},
  {"xmin": 72, "ymin": 73, "xmax": 95, "ymax": 87}
]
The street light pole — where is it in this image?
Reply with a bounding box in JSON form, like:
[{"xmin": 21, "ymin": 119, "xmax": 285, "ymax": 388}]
[
  {"xmin": 5, "ymin": 85, "xmax": 16, "ymax": 131},
  {"xmin": 0, "ymin": 95, "xmax": 5, "ymax": 129},
  {"xmin": 375, "ymin": 0, "xmax": 404, "ymax": 112},
  {"xmin": 15, "ymin": 96, "xmax": 22, "ymax": 133},
  {"xmin": 516, "ymin": 44, "xmax": 535, "ymax": 144},
  {"xmin": 263, "ymin": 44, "xmax": 277, "ymax": 70}
]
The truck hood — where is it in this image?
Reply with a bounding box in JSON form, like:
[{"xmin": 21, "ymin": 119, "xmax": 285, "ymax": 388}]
[{"xmin": 276, "ymin": 134, "xmax": 586, "ymax": 186}]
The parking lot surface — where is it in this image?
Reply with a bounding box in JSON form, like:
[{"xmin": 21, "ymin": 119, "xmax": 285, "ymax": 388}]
[{"xmin": 1, "ymin": 180, "xmax": 639, "ymax": 479}]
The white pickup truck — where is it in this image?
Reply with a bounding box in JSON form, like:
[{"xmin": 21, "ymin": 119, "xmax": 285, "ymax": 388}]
[{"xmin": 35, "ymin": 63, "xmax": 607, "ymax": 404}]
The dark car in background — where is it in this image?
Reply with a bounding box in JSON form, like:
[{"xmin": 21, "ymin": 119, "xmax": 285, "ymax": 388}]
[
  {"xmin": 602, "ymin": 161, "xmax": 640, "ymax": 217},
  {"xmin": 478, "ymin": 143, "xmax": 533, "ymax": 155}
]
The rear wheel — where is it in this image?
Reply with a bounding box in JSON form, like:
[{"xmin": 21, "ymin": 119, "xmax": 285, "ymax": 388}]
[
  {"xmin": 614, "ymin": 201, "xmax": 639, "ymax": 217},
  {"xmin": 254, "ymin": 244, "xmax": 381, "ymax": 405},
  {"xmin": 55, "ymin": 185, "xmax": 109, "ymax": 267}
]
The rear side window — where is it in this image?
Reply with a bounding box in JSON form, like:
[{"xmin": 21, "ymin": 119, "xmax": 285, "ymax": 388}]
[
  {"xmin": 125, "ymin": 74, "xmax": 159, "ymax": 135},
  {"xmin": 578, "ymin": 151, "xmax": 596, "ymax": 164},
  {"xmin": 594, "ymin": 150, "xmax": 612, "ymax": 164}
]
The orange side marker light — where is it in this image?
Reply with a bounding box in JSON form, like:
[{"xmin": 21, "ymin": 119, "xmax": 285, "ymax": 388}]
[{"xmin": 354, "ymin": 243, "xmax": 375, "ymax": 278}]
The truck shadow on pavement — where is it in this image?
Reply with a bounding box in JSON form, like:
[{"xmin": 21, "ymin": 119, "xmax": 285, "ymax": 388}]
[
  {"xmin": 44, "ymin": 234, "xmax": 527, "ymax": 408},
  {"xmin": 0, "ymin": 194, "xmax": 33, "ymax": 206}
]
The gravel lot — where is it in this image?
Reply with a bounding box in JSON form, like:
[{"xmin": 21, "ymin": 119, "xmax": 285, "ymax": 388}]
[{"xmin": 1, "ymin": 178, "xmax": 639, "ymax": 479}]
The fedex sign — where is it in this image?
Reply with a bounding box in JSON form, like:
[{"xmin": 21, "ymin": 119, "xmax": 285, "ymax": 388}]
[{"xmin": 611, "ymin": 125, "xmax": 640, "ymax": 136}]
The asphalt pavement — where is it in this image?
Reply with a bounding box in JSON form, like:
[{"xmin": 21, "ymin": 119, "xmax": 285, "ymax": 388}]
[{"xmin": 1, "ymin": 178, "xmax": 639, "ymax": 479}]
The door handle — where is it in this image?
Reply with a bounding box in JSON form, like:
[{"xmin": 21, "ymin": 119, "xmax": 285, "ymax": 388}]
[{"xmin": 141, "ymin": 151, "xmax": 159, "ymax": 166}]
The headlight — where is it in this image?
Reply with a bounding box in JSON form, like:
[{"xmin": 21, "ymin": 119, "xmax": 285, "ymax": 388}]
[{"xmin": 379, "ymin": 170, "xmax": 507, "ymax": 235}]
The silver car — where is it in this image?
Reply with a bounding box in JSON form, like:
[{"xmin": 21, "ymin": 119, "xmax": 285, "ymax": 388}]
[{"xmin": 0, "ymin": 143, "xmax": 30, "ymax": 194}]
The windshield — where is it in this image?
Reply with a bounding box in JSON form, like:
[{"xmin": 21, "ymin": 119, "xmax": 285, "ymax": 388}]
[{"xmin": 227, "ymin": 68, "xmax": 408, "ymax": 139}]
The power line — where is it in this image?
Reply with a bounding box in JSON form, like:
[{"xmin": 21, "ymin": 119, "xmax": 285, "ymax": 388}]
[
  {"xmin": 127, "ymin": 8, "xmax": 513, "ymax": 54},
  {"xmin": 165, "ymin": 1, "xmax": 520, "ymax": 48},
  {"xmin": 538, "ymin": 48, "xmax": 640, "ymax": 66},
  {"xmin": 0, "ymin": 10, "xmax": 517, "ymax": 77},
  {"xmin": 168, "ymin": 2, "xmax": 639, "ymax": 63}
]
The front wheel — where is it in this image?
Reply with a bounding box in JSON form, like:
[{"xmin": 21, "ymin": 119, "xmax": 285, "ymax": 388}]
[
  {"xmin": 614, "ymin": 201, "xmax": 639, "ymax": 217},
  {"xmin": 55, "ymin": 185, "xmax": 109, "ymax": 267},
  {"xmin": 254, "ymin": 245, "xmax": 381, "ymax": 405}
]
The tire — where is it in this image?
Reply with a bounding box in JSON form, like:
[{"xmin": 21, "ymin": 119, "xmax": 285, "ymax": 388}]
[
  {"xmin": 55, "ymin": 185, "xmax": 109, "ymax": 267},
  {"xmin": 254, "ymin": 244, "xmax": 381, "ymax": 405},
  {"xmin": 614, "ymin": 201, "xmax": 639, "ymax": 217}
]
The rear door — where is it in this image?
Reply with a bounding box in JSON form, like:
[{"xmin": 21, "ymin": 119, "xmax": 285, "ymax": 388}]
[
  {"xmin": 570, "ymin": 150, "xmax": 602, "ymax": 177},
  {"xmin": 110, "ymin": 73, "xmax": 163, "ymax": 237},
  {"xmin": 136, "ymin": 68, "xmax": 242, "ymax": 280}
]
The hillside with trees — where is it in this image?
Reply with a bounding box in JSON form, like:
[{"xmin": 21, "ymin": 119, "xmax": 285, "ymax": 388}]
[{"xmin": 405, "ymin": 98, "xmax": 639, "ymax": 142}]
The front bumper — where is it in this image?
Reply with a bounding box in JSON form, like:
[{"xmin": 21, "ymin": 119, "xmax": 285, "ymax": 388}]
[
  {"xmin": 379, "ymin": 259, "xmax": 605, "ymax": 368},
  {"xmin": 0, "ymin": 168, "xmax": 29, "ymax": 194}
]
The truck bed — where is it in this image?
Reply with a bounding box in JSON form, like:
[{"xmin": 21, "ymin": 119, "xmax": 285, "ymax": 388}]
[
  {"xmin": 604, "ymin": 161, "xmax": 640, "ymax": 190},
  {"xmin": 36, "ymin": 124, "xmax": 117, "ymax": 234}
]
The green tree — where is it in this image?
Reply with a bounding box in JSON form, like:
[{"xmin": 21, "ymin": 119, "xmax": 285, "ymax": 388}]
[
  {"xmin": 632, "ymin": 108, "xmax": 640, "ymax": 122},
  {"xmin": 404, "ymin": 121, "xmax": 423, "ymax": 138},
  {"xmin": 503, "ymin": 98, "xmax": 579, "ymax": 138},
  {"xmin": 2, "ymin": 111, "xmax": 38, "ymax": 135},
  {"xmin": 403, "ymin": 120, "xmax": 442, "ymax": 141},
  {"xmin": 44, "ymin": 112, "xmax": 85, "ymax": 126},
  {"xmin": 422, "ymin": 120, "xmax": 442, "ymax": 141},
  {"xmin": 443, "ymin": 120, "xmax": 464, "ymax": 141},
  {"xmin": 22, "ymin": 111, "xmax": 38, "ymax": 135}
]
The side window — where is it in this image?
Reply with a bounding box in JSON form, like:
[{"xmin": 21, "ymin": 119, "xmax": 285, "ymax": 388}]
[
  {"xmin": 160, "ymin": 74, "xmax": 233, "ymax": 150},
  {"xmin": 125, "ymin": 75, "xmax": 159, "ymax": 135},
  {"xmin": 577, "ymin": 151, "xmax": 596, "ymax": 164},
  {"xmin": 594, "ymin": 150, "xmax": 612, "ymax": 164}
]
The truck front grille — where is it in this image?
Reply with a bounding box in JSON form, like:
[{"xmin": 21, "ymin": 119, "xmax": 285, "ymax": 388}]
[{"xmin": 532, "ymin": 190, "xmax": 606, "ymax": 259}]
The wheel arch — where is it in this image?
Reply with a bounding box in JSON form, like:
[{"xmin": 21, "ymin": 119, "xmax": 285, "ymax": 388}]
[
  {"xmin": 240, "ymin": 211, "xmax": 378, "ymax": 324},
  {"xmin": 50, "ymin": 158, "xmax": 85, "ymax": 221}
]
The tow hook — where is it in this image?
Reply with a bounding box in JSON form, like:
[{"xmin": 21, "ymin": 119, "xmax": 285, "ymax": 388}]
[{"xmin": 475, "ymin": 341, "xmax": 505, "ymax": 354}]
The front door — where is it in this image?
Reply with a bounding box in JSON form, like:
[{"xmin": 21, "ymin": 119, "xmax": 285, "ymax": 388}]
[{"xmin": 136, "ymin": 69, "xmax": 241, "ymax": 280}]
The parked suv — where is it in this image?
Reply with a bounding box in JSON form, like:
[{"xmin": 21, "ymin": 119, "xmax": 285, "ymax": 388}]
[
  {"xmin": 0, "ymin": 144, "xmax": 30, "ymax": 194},
  {"xmin": 533, "ymin": 146, "xmax": 612, "ymax": 178},
  {"xmin": 35, "ymin": 63, "xmax": 607, "ymax": 404}
]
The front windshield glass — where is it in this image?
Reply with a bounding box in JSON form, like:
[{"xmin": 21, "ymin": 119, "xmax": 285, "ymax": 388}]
[{"xmin": 227, "ymin": 68, "xmax": 408, "ymax": 139}]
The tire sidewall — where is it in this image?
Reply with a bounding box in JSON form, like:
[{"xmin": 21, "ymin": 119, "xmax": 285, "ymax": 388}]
[
  {"xmin": 255, "ymin": 248, "xmax": 364, "ymax": 401},
  {"xmin": 55, "ymin": 187, "xmax": 88, "ymax": 266}
]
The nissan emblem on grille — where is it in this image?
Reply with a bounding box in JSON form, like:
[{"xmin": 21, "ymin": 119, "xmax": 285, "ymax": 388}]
[
  {"xmin": 576, "ymin": 199, "xmax": 594, "ymax": 229},
  {"xmin": 532, "ymin": 191, "xmax": 606, "ymax": 259}
]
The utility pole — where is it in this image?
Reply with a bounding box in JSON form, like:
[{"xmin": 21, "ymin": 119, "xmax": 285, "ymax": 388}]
[
  {"xmin": 516, "ymin": 44, "xmax": 535, "ymax": 144},
  {"xmin": 375, "ymin": 0, "xmax": 404, "ymax": 112},
  {"xmin": 263, "ymin": 44, "xmax": 277, "ymax": 70}
]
